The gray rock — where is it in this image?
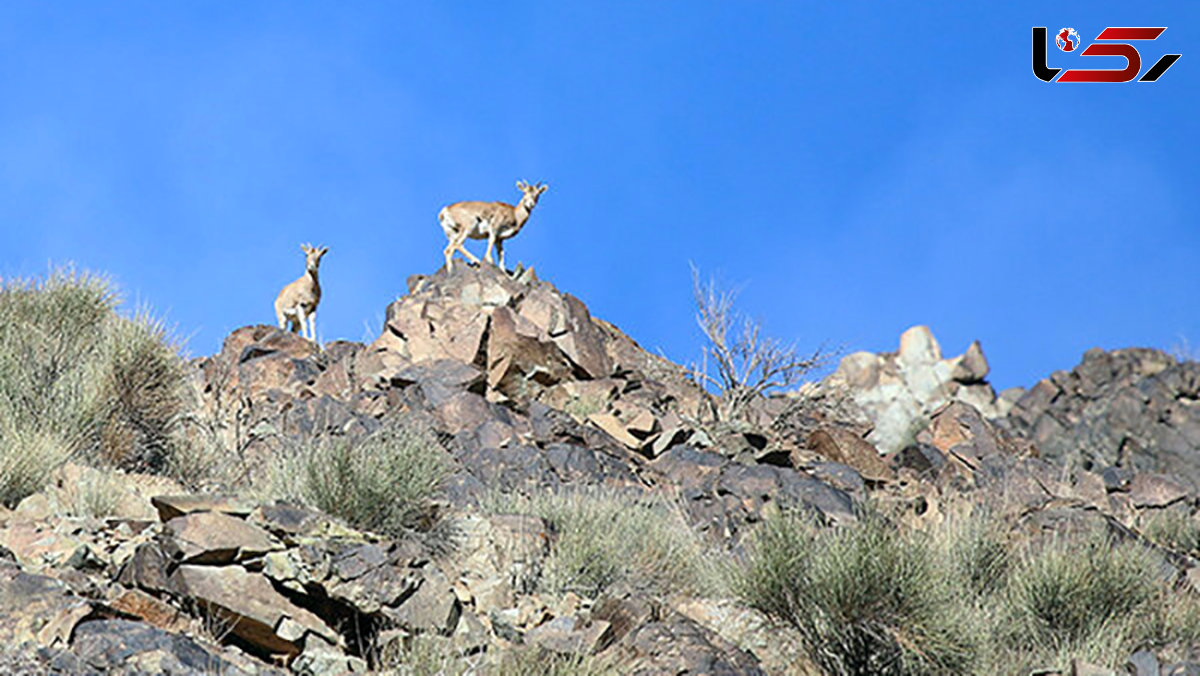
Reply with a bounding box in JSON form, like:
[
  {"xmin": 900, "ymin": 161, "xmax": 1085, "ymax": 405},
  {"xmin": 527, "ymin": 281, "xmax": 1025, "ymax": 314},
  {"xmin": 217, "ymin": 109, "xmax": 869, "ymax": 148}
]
[
  {"xmin": 1127, "ymin": 472, "xmax": 1190, "ymax": 508},
  {"xmin": 71, "ymin": 619, "xmax": 247, "ymax": 676},
  {"xmin": 382, "ymin": 564, "xmax": 460, "ymax": 635},
  {"xmin": 1002, "ymin": 348, "xmax": 1200, "ymax": 489},
  {"xmin": 0, "ymin": 565, "xmax": 92, "ymax": 649},
  {"xmin": 1126, "ymin": 650, "xmax": 1159, "ymax": 676},
  {"xmin": 616, "ymin": 612, "xmax": 767, "ymax": 676},
  {"xmin": 526, "ymin": 615, "xmax": 612, "ymax": 656},
  {"xmin": 952, "ymin": 340, "xmax": 990, "ymax": 383}
]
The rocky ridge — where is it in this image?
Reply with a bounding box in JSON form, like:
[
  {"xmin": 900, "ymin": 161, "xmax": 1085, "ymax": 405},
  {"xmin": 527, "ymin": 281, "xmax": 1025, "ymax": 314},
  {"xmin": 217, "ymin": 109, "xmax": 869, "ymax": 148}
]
[{"xmin": 1, "ymin": 263, "xmax": 1199, "ymax": 674}]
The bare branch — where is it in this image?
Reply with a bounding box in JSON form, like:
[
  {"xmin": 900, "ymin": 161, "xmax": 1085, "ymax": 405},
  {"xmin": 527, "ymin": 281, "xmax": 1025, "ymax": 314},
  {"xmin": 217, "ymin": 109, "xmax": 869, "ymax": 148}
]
[{"xmin": 688, "ymin": 264, "xmax": 832, "ymax": 421}]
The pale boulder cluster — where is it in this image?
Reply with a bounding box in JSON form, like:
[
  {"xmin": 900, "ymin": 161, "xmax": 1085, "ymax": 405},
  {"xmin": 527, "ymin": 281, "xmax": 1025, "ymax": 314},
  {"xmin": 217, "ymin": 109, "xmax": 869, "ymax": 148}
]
[{"xmin": 825, "ymin": 325, "xmax": 1020, "ymax": 454}]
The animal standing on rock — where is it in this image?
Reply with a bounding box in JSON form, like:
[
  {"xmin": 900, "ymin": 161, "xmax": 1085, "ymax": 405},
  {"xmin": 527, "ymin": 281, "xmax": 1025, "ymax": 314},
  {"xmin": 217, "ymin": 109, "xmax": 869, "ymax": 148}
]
[
  {"xmin": 273, "ymin": 243, "xmax": 327, "ymax": 341},
  {"xmin": 439, "ymin": 180, "xmax": 548, "ymax": 273}
]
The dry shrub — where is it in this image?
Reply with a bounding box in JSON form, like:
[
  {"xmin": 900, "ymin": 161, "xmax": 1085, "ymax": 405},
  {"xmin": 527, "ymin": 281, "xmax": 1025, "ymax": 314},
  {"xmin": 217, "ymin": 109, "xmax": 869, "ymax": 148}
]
[
  {"xmin": 265, "ymin": 423, "xmax": 451, "ymax": 538},
  {"xmin": 489, "ymin": 487, "xmax": 716, "ymax": 599},
  {"xmin": 0, "ymin": 268, "xmax": 186, "ymax": 505}
]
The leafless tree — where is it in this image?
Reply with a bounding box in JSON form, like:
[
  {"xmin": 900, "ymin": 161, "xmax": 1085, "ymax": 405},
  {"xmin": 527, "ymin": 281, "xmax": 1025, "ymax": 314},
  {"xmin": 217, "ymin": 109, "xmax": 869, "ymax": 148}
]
[{"xmin": 690, "ymin": 264, "xmax": 830, "ymax": 421}]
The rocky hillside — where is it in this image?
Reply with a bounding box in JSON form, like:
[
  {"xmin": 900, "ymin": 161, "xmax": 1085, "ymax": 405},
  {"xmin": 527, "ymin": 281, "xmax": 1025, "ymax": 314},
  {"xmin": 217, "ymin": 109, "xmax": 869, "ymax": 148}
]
[{"xmin": 2, "ymin": 263, "xmax": 1200, "ymax": 675}]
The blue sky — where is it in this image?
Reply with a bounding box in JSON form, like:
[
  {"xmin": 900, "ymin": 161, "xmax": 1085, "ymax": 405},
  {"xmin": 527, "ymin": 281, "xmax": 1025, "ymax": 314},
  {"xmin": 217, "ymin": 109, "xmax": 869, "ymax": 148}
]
[{"xmin": 0, "ymin": 2, "xmax": 1195, "ymax": 391}]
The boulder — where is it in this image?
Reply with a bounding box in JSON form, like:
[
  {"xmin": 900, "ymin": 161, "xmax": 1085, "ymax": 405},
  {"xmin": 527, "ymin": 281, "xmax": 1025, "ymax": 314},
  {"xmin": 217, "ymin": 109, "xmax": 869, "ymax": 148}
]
[
  {"xmin": 952, "ymin": 340, "xmax": 990, "ymax": 383},
  {"xmin": 0, "ymin": 565, "xmax": 91, "ymax": 649},
  {"xmin": 71, "ymin": 619, "xmax": 249, "ymax": 676},
  {"xmin": 1128, "ymin": 473, "xmax": 1190, "ymax": 508},
  {"xmin": 526, "ymin": 615, "xmax": 613, "ymax": 656},
  {"xmin": 487, "ymin": 306, "xmax": 574, "ymax": 399},
  {"xmin": 826, "ymin": 326, "xmax": 1006, "ymax": 454},
  {"xmin": 926, "ymin": 401, "xmax": 1014, "ymax": 463},
  {"xmin": 161, "ymin": 511, "xmax": 280, "ymax": 564},
  {"xmin": 326, "ymin": 544, "xmax": 422, "ymax": 615},
  {"xmin": 652, "ymin": 447, "xmax": 855, "ymax": 542},
  {"xmin": 613, "ymin": 612, "xmax": 767, "ymax": 676},
  {"xmin": 381, "ymin": 564, "xmax": 461, "ymax": 635},
  {"xmin": 805, "ymin": 427, "xmax": 893, "ymax": 482},
  {"xmin": 168, "ymin": 564, "xmax": 339, "ymax": 657}
]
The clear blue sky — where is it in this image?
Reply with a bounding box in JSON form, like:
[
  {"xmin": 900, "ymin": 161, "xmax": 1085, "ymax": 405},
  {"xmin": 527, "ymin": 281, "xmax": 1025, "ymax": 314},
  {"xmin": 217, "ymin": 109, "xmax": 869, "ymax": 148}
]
[{"xmin": 0, "ymin": 2, "xmax": 1195, "ymax": 391}]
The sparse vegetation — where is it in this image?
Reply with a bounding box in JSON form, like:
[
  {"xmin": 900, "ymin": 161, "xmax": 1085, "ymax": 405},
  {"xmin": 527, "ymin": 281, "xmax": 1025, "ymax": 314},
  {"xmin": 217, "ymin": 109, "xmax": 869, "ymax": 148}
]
[
  {"xmin": 737, "ymin": 507, "xmax": 1200, "ymax": 675},
  {"xmin": 61, "ymin": 467, "xmax": 124, "ymax": 518},
  {"xmin": 0, "ymin": 268, "xmax": 187, "ymax": 506},
  {"xmin": 689, "ymin": 264, "xmax": 830, "ymax": 421},
  {"xmin": 735, "ymin": 509, "xmax": 977, "ymax": 676},
  {"xmin": 997, "ymin": 531, "xmax": 1178, "ymax": 664},
  {"xmin": 1141, "ymin": 508, "xmax": 1200, "ymax": 555},
  {"xmin": 264, "ymin": 423, "xmax": 451, "ymax": 538},
  {"xmin": 373, "ymin": 633, "xmax": 473, "ymax": 675},
  {"xmin": 491, "ymin": 646, "xmax": 615, "ymax": 676},
  {"xmin": 491, "ymin": 487, "xmax": 715, "ymax": 599},
  {"xmin": 936, "ymin": 508, "xmax": 1011, "ymax": 597},
  {"xmin": 562, "ymin": 394, "xmax": 609, "ymax": 420}
]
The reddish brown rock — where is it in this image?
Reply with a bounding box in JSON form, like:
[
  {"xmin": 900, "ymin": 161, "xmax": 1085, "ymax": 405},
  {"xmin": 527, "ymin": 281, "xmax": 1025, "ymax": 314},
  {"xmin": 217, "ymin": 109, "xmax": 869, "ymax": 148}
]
[
  {"xmin": 162, "ymin": 511, "xmax": 280, "ymax": 564},
  {"xmin": 927, "ymin": 401, "xmax": 1012, "ymax": 462},
  {"xmin": 806, "ymin": 427, "xmax": 893, "ymax": 483},
  {"xmin": 552, "ymin": 294, "xmax": 612, "ymax": 379},
  {"xmin": 169, "ymin": 564, "xmax": 339, "ymax": 658},
  {"xmin": 487, "ymin": 306, "xmax": 572, "ymax": 398},
  {"xmin": 106, "ymin": 588, "xmax": 189, "ymax": 633},
  {"xmin": 150, "ymin": 495, "xmax": 255, "ymax": 522},
  {"xmin": 588, "ymin": 413, "xmax": 643, "ymax": 450},
  {"xmin": 1128, "ymin": 473, "xmax": 1190, "ymax": 508}
]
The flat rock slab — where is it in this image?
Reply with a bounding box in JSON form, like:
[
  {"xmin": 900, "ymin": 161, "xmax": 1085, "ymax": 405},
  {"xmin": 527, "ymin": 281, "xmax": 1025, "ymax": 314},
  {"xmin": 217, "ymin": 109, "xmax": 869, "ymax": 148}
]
[
  {"xmin": 151, "ymin": 495, "xmax": 255, "ymax": 522},
  {"xmin": 806, "ymin": 426, "xmax": 894, "ymax": 483},
  {"xmin": 380, "ymin": 564, "xmax": 460, "ymax": 634},
  {"xmin": 1128, "ymin": 473, "xmax": 1190, "ymax": 508},
  {"xmin": 169, "ymin": 564, "xmax": 339, "ymax": 657},
  {"xmin": 250, "ymin": 503, "xmax": 333, "ymax": 540},
  {"xmin": 617, "ymin": 612, "xmax": 767, "ymax": 676},
  {"xmin": 72, "ymin": 619, "xmax": 247, "ymax": 675},
  {"xmin": 106, "ymin": 588, "xmax": 190, "ymax": 634},
  {"xmin": 163, "ymin": 511, "xmax": 280, "ymax": 564},
  {"xmin": 0, "ymin": 564, "xmax": 92, "ymax": 648},
  {"xmin": 526, "ymin": 615, "xmax": 613, "ymax": 656}
]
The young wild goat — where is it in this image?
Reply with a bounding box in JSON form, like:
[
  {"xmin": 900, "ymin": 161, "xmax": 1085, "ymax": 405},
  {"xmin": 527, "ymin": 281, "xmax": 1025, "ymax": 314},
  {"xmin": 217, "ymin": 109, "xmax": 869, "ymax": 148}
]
[
  {"xmin": 439, "ymin": 180, "xmax": 548, "ymax": 273},
  {"xmin": 273, "ymin": 243, "xmax": 327, "ymax": 341}
]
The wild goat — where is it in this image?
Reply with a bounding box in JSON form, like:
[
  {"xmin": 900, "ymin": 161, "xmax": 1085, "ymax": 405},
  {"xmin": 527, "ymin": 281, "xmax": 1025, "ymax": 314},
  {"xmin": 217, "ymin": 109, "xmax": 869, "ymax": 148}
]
[
  {"xmin": 439, "ymin": 180, "xmax": 548, "ymax": 272},
  {"xmin": 273, "ymin": 243, "xmax": 327, "ymax": 341}
]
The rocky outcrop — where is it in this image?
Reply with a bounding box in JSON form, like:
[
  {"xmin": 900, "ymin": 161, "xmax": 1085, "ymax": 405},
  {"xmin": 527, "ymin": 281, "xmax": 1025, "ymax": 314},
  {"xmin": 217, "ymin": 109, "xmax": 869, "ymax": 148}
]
[
  {"xmin": 1001, "ymin": 347, "xmax": 1200, "ymax": 490},
  {"xmin": 824, "ymin": 325, "xmax": 1010, "ymax": 454},
  {"xmin": 188, "ymin": 265, "xmax": 861, "ymax": 545},
  {"xmin": 9, "ymin": 260, "xmax": 1200, "ymax": 674}
]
